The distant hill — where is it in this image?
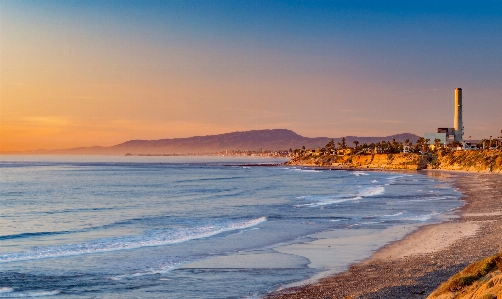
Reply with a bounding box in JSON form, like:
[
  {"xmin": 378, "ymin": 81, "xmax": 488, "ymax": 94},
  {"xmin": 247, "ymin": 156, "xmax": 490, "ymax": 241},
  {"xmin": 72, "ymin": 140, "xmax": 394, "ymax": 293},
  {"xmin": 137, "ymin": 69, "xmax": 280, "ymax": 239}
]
[{"xmin": 14, "ymin": 129, "xmax": 421, "ymax": 155}]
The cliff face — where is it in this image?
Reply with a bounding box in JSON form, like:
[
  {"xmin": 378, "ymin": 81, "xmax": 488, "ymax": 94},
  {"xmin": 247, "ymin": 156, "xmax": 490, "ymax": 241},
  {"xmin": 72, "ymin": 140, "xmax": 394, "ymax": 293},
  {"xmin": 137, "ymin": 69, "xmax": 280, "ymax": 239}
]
[
  {"xmin": 286, "ymin": 153, "xmax": 429, "ymax": 170},
  {"xmin": 427, "ymin": 253, "xmax": 502, "ymax": 299},
  {"xmin": 431, "ymin": 150, "xmax": 502, "ymax": 173},
  {"xmin": 286, "ymin": 150, "xmax": 502, "ymax": 172}
]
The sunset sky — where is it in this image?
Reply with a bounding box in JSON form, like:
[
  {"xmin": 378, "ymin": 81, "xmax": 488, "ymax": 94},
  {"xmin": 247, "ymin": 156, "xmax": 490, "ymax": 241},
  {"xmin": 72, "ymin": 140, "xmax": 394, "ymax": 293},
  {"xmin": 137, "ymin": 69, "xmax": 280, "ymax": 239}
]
[{"xmin": 1, "ymin": 1, "xmax": 502, "ymax": 151}]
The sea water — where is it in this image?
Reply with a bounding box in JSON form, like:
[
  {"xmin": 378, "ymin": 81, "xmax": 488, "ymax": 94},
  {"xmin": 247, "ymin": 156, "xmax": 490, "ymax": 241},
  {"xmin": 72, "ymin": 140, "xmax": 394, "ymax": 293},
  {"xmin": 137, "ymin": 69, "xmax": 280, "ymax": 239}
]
[{"xmin": 0, "ymin": 156, "xmax": 462, "ymax": 298}]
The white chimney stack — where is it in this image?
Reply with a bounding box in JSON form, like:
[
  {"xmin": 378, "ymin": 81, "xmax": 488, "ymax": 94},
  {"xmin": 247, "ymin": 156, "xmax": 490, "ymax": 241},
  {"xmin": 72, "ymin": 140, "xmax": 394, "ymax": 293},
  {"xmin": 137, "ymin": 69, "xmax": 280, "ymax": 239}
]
[{"xmin": 454, "ymin": 88, "xmax": 463, "ymax": 142}]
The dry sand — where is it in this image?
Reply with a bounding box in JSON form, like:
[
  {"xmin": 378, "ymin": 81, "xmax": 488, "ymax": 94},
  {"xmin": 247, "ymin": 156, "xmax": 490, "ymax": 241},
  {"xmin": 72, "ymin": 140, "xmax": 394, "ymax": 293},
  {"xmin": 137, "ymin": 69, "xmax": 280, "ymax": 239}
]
[
  {"xmin": 265, "ymin": 171, "xmax": 502, "ymax": 299},
  {"xmin": 368, "ymin": 222, "xmax": 480, "ymax": 261}
]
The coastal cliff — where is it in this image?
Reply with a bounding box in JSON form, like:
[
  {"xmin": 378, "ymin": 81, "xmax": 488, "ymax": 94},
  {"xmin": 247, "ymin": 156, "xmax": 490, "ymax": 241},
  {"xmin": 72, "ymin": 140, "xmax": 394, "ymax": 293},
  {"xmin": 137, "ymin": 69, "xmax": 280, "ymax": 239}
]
[
  {"xmin": 427, "ymin": 253, "xmax": 502, "ymax": 299},
  {"xmin": 286, "ymin": 152, "xmax": 428, "ymax": 170},
  {"xmin": 286, "ymin": 150, "xmax": 502, "ymax": 173},
  {"xmin": 430, "ymin": 150, "xmax": 502, "ymax": 173}
]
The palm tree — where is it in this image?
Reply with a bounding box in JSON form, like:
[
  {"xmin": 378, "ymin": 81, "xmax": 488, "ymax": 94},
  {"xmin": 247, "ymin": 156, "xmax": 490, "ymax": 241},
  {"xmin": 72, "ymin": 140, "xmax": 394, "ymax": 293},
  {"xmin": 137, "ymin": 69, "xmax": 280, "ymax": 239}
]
[
  {"xmin": 353, "ymin": 140, "xmax": 359, "ymax": 150},
  {"xmin": 424, "ymin": 139, "xmax": 430, "ymax": 152},
  {"xmin": 415, "ymin": 137, "xmax": 425, "ymax": 152},
  {"xmin": 325, "ymin": 139, "xmax": 335, "ymax": 151},
  {"xmin": 338, "ymin": 137, "xmax": 347, "ymax": 149}
]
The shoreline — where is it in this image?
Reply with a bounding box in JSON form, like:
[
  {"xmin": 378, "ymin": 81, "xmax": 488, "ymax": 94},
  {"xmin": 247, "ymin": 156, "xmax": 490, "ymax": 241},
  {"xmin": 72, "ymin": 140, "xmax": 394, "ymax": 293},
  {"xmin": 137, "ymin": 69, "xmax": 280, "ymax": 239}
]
[
  {"xmin": 265, "ymin": 170, "xmax": 502, "ymax": 299},
  {"xmin": 283, "ymin": 164, "xmax": 499, "ymax": 174}
]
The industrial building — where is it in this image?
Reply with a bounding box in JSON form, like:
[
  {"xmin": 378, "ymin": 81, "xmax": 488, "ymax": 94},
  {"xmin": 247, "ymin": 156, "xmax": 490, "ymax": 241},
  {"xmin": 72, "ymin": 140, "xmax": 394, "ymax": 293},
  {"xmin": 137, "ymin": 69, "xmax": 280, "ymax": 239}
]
[{"xmin": 424, "ymin": 88, "xmax": 464, "ymax": 146}]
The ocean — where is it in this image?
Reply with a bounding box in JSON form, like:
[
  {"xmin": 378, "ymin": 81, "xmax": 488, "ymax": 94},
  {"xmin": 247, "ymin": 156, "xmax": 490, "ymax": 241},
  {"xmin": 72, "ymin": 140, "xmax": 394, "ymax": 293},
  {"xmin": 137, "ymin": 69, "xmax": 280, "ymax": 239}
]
[{"xmin": 0, "ymin": 156, "xmax": 462, "ymax": 298}]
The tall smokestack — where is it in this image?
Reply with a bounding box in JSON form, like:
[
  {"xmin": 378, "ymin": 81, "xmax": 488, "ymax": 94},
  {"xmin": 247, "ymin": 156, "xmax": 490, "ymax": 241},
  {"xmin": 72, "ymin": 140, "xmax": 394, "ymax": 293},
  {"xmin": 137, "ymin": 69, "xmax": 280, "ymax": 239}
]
[{"xmin": 454, "ymin": 88, "xmax": 463, "ymax": 142}]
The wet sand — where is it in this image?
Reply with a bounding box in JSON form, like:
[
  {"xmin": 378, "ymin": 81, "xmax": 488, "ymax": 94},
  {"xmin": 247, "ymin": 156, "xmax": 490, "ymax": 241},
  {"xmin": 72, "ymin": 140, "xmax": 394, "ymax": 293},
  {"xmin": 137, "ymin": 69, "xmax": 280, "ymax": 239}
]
[{"xmin": 265, "ymin": 171, "xmax": 502, "ymax": 299}]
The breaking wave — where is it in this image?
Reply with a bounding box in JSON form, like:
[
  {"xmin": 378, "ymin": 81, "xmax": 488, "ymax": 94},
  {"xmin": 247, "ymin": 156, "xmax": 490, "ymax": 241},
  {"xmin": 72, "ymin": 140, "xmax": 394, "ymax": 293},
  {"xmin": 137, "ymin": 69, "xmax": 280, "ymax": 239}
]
[
  {"xmin": 0, "ymin": 217, "xmax": 266, "ymax": 263},
  {"xmin": 296, "ymin": 186, "xmax": 385, "ymax": 207},
  {"xmin": 0, "ymin": 289, "xmax": 13, "ymax": 294},
  {"xmin": 352, "ymin": 171, "xmax": 369, "ymax": 176},
  {"xmin": 0, "ymin": 290, "xmax": 60, "ymax": 297}
]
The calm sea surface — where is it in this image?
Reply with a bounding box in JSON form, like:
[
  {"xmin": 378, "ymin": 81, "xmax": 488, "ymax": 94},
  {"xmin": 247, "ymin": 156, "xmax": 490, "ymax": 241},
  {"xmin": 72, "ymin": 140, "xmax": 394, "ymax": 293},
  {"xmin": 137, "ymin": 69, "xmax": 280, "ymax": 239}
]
[{"xmin": 0, "ymin": 156, "xmax": 462, "ymax": 298}]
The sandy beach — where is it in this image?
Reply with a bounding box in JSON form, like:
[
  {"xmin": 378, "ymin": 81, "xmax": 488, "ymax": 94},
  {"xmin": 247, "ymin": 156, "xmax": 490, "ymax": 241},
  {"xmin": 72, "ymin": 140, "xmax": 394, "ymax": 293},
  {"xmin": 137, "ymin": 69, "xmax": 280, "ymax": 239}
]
[{"xmin": 265, "ymin": 170, "xmax": 502, "ymax": 299}]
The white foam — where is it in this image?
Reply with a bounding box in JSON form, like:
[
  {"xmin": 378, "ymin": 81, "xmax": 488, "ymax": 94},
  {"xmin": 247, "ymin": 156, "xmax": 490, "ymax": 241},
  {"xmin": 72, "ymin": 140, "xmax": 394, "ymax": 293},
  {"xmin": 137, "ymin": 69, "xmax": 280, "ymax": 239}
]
[
  {"xmin": 381, "ymin": 212, "xmax": 404, "ymax": 217},
  {"xmin": 0, "ymin": 288, "xmax": 13, "ymax": 294},
  {"xmin": 357, "ymin": 186, "xmax": 385, "ymax": 197},
  {"xmin": 400, "ymin": 215, "xmax": 433, "ymax": 222},
  {"xmin": 111, "ymin": 256, "xmax": 203, "ymax": 280},
  {"xmin": 295, "ymin": 195, "xmax": 360, "ymax": 207},
  {"xmin": 394, "ymin": 212, "xmax": 439, "ymax": 222},
  {"xmin": 111, "ymin": 264, "xmax": 179, "ymax": 280},
  {"xmin": 0, "ymin": 217, "xmax": 267, "ymax": 263},
  {"xmin": 0, "ymin": 290, "xmax": 60, "ymax": 297},
  {"xmin": 350, "ymin": 221, "xmax": 380, "ymax": 227},
  {"xmin": 296, "ymin": 186, "xmax": 385, "ymax": 207},
  {"xmin": 352, "ymin": 171, "xmax": 369, "ymax": 176},
  {"xmin": 290, "ymin": 169, "xmax": 322, "ymax": 173},
  {"xmin": 405, "ymin": 196, "xmax": 453, "ymax": 202},
  {"xmin": 385, "ymin": 175, "xmax": 403, "ymax": 184}
]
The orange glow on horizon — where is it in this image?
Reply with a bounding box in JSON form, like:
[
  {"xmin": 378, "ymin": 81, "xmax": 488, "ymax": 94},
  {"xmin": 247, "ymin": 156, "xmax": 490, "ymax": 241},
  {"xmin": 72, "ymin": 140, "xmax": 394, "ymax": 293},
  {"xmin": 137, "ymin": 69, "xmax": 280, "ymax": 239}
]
[
  {"xmin": 0, "ymin": 117, "xmax": 262, "ymax": 152},
  {"xmin": 2, "ymin": 1, "xmax": 501, "ymax": 152}
]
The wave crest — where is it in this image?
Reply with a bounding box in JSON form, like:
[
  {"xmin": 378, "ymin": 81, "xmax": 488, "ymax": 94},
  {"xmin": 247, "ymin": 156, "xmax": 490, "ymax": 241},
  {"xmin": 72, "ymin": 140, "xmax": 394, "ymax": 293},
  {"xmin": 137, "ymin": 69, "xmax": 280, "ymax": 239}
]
[
  {"xmin": 296, "ymin": 186, "xmax": 385, "ymax": 207},
  {"xmin": 0, "ymin": 217, "xmax": 266, "ymax": 263}
]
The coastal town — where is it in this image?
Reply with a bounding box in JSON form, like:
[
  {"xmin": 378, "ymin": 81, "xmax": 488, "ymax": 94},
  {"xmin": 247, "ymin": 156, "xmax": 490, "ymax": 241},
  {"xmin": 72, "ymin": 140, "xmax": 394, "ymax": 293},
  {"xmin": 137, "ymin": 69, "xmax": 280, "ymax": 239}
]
[{"xmin": 3, "ymin": 1, "xmax": 502, "ymax": 298}]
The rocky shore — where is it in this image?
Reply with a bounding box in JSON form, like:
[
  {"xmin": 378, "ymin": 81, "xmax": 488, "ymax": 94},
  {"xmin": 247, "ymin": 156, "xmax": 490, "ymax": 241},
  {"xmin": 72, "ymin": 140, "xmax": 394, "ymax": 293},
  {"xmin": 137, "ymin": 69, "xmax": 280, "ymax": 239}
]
[
  {"xmin": 286, "ymin": 150, "xmax": 502, "ymax": 173},
  {"xmin": 286, "ymin": 153, "xmax": 429, "ymax": 170},
  {"xmin": 264, "ymin": 171, "xmax": 502, "ymax": 299}
]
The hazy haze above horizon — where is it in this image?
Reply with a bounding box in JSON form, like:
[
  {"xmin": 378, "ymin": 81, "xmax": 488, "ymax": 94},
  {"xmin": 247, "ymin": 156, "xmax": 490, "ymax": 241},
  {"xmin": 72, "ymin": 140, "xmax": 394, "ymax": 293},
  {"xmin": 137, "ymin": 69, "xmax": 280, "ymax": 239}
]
[{"xmin": 1, "ymin": 0, "xmax": 502, "ymax": 151}]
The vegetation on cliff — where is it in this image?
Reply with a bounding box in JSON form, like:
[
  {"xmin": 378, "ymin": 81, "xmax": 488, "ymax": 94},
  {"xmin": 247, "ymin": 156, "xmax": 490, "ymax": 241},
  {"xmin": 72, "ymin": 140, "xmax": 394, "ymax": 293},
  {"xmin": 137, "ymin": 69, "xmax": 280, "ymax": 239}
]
[
  {"xmin": 287, "ymin": 151, "xmax": 429, "ymax": 170},
  {"xmin": 427, "ymin": 253, "xmax": 502, "ymax": 299},
  {"xmin": 287, "ymin": 138, "xmax": 502, "ymax": 172},
  {"xmin": 430, "ymin": 150, "xmax": 502, "ymax": 172}
]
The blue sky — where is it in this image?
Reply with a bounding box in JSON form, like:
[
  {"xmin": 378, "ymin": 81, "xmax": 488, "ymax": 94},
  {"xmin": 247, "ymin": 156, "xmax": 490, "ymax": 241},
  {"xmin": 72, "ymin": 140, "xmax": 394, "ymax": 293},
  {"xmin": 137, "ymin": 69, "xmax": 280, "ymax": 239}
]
[{"xmin": 1, "ymin": 1, "xmax": 501, "ymax": 150}]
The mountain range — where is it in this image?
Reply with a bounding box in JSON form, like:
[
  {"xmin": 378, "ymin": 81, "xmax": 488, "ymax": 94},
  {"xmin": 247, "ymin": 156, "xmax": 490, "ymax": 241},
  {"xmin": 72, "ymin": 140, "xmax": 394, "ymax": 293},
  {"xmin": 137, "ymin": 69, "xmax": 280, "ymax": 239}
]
[{"xmin": 17, "ymin": 129, "xmax": 420, "ymax": 155}]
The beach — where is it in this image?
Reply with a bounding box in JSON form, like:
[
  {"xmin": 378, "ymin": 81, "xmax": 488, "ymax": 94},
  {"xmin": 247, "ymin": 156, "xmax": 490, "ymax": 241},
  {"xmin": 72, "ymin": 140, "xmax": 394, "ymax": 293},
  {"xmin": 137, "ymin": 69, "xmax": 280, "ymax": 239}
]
[
  {"xmin": 1, "ymin": 156, "xmax": 469, "ymax": 298},
  {"xmin": 265, "ymin": 170, "xmax": 502, "ymax": 299}
]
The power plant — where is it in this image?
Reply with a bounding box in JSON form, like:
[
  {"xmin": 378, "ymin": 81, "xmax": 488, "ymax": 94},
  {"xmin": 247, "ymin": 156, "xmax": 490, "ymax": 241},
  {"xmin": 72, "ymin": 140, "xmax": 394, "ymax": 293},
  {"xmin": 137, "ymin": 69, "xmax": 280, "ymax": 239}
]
[
  {"xmin": 453, "ymin": 88, "xmax": 463, "ymax": 142},
  {"xmin": 424, "ymin": 88, "xmax": 464, "ymax": 146}
]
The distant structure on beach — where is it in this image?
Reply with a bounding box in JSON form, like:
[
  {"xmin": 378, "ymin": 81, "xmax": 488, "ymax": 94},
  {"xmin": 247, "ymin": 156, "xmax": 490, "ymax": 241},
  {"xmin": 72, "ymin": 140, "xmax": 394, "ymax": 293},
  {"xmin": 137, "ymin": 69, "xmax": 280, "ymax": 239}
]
[
  {"xmin": 424, "ymin": 88, "xmax": 464, "ymax": 145},
  {"xmin": 453, "ymin": 88, "xmax": 463, "ymax": 142}
]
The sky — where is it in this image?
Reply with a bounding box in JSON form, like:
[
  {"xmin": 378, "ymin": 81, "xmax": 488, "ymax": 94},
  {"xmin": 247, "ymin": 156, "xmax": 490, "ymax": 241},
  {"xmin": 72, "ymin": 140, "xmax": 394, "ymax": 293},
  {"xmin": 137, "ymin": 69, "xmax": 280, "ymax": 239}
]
[{"xmin": 1, "ymin": 0, "xmax": 502, "ymax": 151}]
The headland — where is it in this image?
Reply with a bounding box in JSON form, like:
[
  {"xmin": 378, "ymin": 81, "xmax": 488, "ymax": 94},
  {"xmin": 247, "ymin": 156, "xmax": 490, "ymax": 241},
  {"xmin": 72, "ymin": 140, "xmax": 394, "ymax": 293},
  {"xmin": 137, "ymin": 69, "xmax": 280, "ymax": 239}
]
[{"xmin": 286, "ymin": 150, "xmax": 502, "ymax": 173}]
